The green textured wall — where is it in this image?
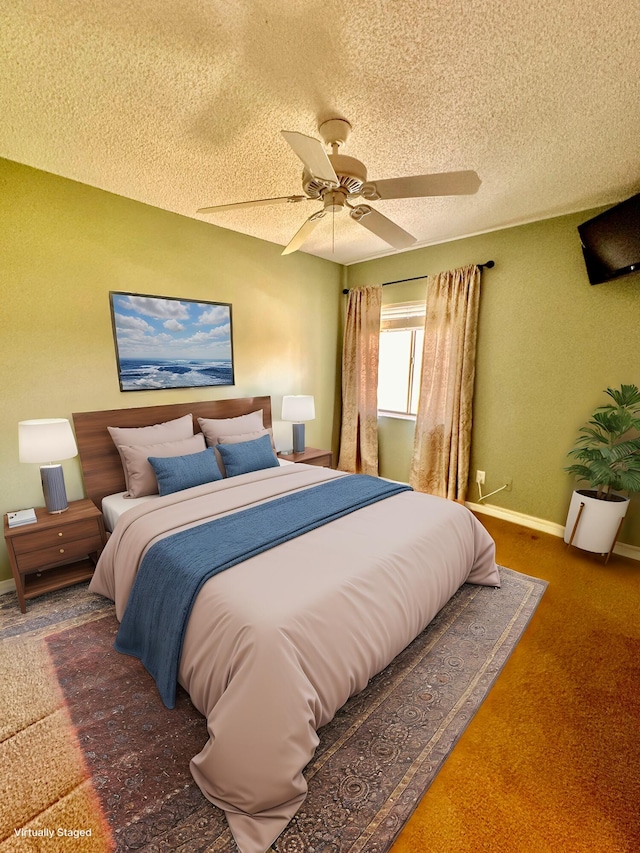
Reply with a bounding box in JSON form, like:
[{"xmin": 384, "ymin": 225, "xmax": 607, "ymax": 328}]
[
  {"xmin": 346, "ymin": 212, "xmax": 640, "ymax": 549},
  {"xmin": 2, "ymin": 154, "xmax": 639, "ymax": 590},
  {"xmin": 0, "ymin": 158, "xmax": 343, "ymax": 584}
]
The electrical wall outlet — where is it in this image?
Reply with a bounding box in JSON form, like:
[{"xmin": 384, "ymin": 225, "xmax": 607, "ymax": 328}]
[{"xmin": 476, "ymin": 470, "xmax": 486, "ymax": 485}]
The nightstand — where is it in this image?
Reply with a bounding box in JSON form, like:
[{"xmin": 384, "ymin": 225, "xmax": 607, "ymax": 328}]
[
  {"xmin": 4, "ymin": 498, "xmax": 107, "ymax": 613},
  {"xmin": 278, "ymin": 447, "xmax": 333, "ymax": 468}
]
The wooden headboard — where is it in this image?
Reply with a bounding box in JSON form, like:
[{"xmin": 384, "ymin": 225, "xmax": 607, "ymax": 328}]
[{"xmin": 73, "ymin": 396, "xmax": 272, "ymax": 508}]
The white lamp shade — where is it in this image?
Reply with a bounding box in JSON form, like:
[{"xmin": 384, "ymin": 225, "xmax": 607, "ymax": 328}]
[
  {"xmin": 281, "ymin": 395, "xmax": 315, "ymax": 423},
  {"xmin": 19, "ymin": 419, "xmax": 78, "ymax": 463}
]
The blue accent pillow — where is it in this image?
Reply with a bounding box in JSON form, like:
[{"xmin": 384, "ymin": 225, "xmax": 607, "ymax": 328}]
[
  {"xmin": 215, "ymin": 433, "xmax": 279, "ymax": 478},
  {"xmin": 148, "ymin": 448, "xmax": 222, "ymax": 496}
]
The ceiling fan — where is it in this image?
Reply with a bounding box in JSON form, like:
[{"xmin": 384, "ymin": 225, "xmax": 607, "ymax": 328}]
[{"xmin": 197, "ymin": 118, "xmax": 481, "ymax": 256}]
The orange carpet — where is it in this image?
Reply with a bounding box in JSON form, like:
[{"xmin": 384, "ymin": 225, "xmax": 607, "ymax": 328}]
[
  {"xmin": 390, "ymin": 516, "xmax": 640, "ymax": 853},
  {"xmin": 0, "ymin": 629, "xmax": 114, "ymax": 852}
]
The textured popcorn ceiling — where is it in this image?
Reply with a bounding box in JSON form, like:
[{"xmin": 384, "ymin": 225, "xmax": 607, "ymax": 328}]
[{"xmin": 1, "ymin": 0, "xmax": 639, "ymax": 265}]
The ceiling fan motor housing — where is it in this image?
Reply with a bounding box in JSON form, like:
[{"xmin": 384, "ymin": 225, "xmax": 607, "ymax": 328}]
[{"xmin": 303, "ymin": 153, "xmax": 368, "ymax": 199}]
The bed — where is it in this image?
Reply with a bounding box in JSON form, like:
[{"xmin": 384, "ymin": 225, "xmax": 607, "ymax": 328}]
[{"xmin": 73, "ymin": 396, "xmax": 499, "ymax": 853}]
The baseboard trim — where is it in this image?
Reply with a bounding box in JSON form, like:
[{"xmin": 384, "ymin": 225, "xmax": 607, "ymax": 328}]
[
  {"xmin": 466, "ymin": 501, "xmax": 565, "ymax": 537},
  {"xmin": 466, "ymin": 500, "xmax": 640, "ymax": 562},
  {"xmin": 0, "ymin": 577, "xmax": 16, "ymax": 596}
]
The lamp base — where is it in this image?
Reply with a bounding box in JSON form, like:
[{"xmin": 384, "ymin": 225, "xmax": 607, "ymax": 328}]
[
  {"xmin": 40, "ymin": 465, "xmax": 69, "ymax": 513},
  {"xmin": 292, "ymin": 423, "xmax": 305, "ymax": 454}
]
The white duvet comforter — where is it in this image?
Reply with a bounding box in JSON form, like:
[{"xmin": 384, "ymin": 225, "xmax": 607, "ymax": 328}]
[{"xmin": 90, "ymin": 463, "xmax": 499, "ymax": 852}]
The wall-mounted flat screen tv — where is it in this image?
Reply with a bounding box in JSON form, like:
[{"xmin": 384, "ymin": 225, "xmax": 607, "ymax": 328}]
[{"xmin": 578, "ymin": 192, "xmax": 640, "ymax": 285}]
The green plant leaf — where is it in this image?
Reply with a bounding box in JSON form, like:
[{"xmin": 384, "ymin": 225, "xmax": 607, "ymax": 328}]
[
  {"xmin": 575, "ymin": 427, "xmax": 608, "ymax": 444},
  {"xmin": 600, "ymin": 441, "xmax": 640, "ymax": 462},
  {"xmin": 590, "ymin": 410, "xmax": 630, "ymax": 436},
  {"xmin": 604, "ymin": 384, "xmax": 640, "ymax": 410},
  {"xmin": 564, "ymin": 464, "xmax": 594, "ymax": 482},
  {"xmin": 566, "ymin": 384, "xmax": 640, "ymax": 497},
  {"xmin": 621, "ymin": 471, "xmax": 640, "ymax": 491}
]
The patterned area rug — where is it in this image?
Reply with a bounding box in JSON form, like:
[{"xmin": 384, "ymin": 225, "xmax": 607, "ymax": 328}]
[{"xmin": 0, "ymin": 567, "xmax": 545, "ymax": 852}]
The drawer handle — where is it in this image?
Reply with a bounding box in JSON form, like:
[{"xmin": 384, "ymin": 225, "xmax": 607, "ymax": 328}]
[
  {"xmin": 59, "ymin": 548, "xmax": 65, "ymax": 554},
  {"xmin": 58, "ymin": 532, "xmax": 63, "ymax": 537}
]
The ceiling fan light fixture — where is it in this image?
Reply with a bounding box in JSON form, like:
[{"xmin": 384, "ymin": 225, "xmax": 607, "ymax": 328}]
[{"xmin": 323, "ymin": 188, "xmax": 348, "ymax": 213}]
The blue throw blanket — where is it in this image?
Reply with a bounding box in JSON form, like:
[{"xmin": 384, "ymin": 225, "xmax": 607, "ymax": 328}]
[{"xmin": 115, "ymin": 474, "xmax": 411, "ymax": 708}]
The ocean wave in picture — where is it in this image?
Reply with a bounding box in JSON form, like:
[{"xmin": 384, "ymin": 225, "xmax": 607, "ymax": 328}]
[
  {"xmin": 119, "ymin": 359, "xmax": 234, "ymax": 390},
  {"xmin": 110, "ymin": 292, "xmax": 235, "ymax": 391}
]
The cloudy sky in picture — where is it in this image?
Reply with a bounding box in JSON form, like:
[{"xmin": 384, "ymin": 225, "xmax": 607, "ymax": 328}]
[{"xmin": 111, "ymin": 293, "xmax": 232, "ymax": 360}]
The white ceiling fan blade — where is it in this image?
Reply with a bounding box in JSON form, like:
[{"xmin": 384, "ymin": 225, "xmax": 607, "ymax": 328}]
[
  {"xmin": 281, "ymin": 211, "xmax": 326, "ymax": 256},
  {"xmin": 281, "ymin": 131, "xmax": 339, "ymax": 187},
  {"xmin": 363, "ymin": 170, "xmax": 481, "ymax": 200},
  {"xmin": 349, "ymin": 205, "xmax": 416, "ymax": 250},
  {"xmin": 197, "ymin": 195, "xmax": 310, "ymax": 214}
]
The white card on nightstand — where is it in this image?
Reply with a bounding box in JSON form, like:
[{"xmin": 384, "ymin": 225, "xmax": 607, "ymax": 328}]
[{"xmin": 7, "ymin": 508, "xmax": 37, "ymax": 527}]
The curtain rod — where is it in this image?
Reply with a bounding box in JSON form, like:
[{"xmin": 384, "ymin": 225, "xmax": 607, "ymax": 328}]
[{"xmin": 341, "ymin": 260, "xmax": 495, "ymax": 295}]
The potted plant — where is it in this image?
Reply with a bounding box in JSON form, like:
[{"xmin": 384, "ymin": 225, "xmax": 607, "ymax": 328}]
[{"xmin": 564, "ymin": 384, "xmax": 640, "ymax": 554}]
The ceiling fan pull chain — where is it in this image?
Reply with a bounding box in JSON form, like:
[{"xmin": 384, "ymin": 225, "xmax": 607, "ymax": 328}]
[{"xmin": 332, "ymin": 206, "xmax": 335, "ymax": 253}]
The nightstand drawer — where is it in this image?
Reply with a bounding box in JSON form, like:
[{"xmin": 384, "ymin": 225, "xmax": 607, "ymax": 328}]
[
  {"xmin": 12, "ymin": 519, "xmax": 101, "ymax": 555},
  {"xmin": 16, "ymin": 534, "xmax": 103, "ymax": 573}
]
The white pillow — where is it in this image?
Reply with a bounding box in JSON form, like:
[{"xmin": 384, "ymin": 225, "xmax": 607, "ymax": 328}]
[
  {"xmin": 118, "ymin": 434, "xmax": 206, "ymax": 498},
  {"xmin": 217, "ymin": 428, "xmax": 273, "ymax": 445},
  {"xmin": 197, "ymin": 411, "xmax": 264, "ymax": 446},
  {"xmin": 108, "ymin": 414, "xmax": 194, "ymax": 493}
]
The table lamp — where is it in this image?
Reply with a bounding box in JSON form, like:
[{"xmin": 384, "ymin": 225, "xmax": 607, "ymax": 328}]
[
  {"xmin": 281, "ymin": 395, "xmax": 315, "ymax": 454},
  {"xmin": 18, "ymin": 418, "xmax": 78, "ymax": 513}
]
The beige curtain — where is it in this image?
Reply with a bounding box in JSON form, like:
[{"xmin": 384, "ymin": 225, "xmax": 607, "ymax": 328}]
[
  {"xmin": 409, "ymin": 264, "xmax": 481, "ymax": 501},
  {"xmin": 337, "ymin": 285, "xmax": 382, "ymax": 475}
]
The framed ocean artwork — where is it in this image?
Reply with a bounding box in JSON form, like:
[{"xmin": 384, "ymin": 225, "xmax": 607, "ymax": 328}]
[{"xmin": 109, "ymin": 291, "xmax": 235, "ymax": 391}]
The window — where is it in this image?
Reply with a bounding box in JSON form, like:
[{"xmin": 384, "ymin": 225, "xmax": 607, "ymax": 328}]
[{"xmin": 377, "ymin": 301, "xmax": 425, "ymax": 417}]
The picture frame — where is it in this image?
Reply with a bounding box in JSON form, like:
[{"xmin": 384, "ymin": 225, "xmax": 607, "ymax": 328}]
[{"xmin": 109, "ymin": 291, "xmax": 235, "ymax": 391}]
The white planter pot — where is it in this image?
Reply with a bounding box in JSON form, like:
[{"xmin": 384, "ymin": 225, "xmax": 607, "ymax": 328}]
[{"xmin": 564, "ymin": 489, "xmax": 630, "ymax": 554}]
